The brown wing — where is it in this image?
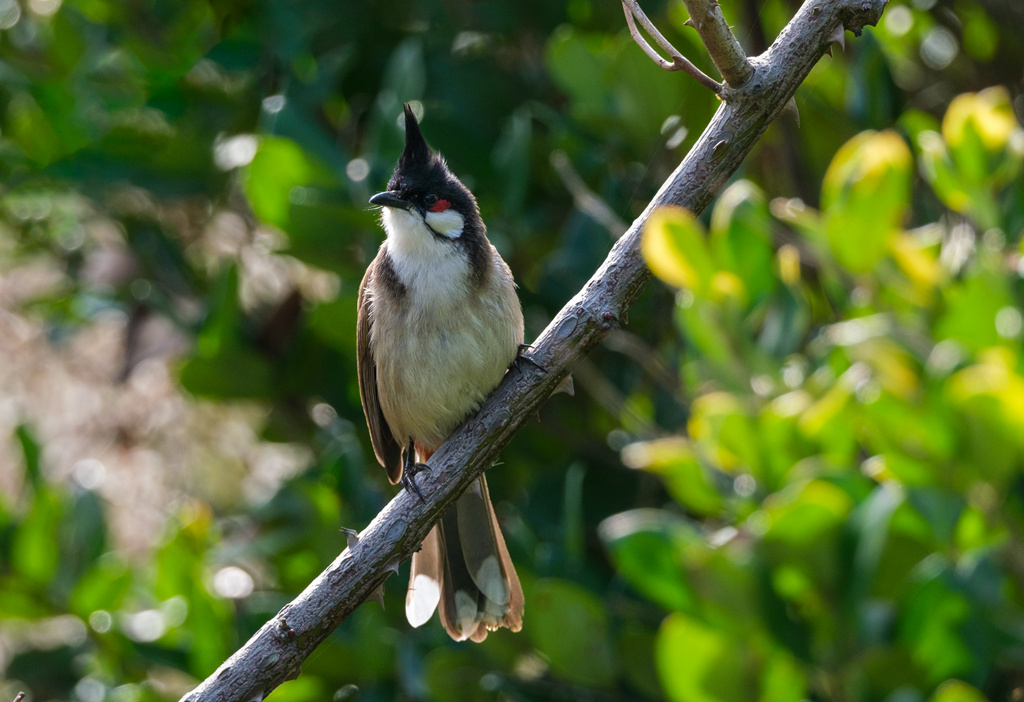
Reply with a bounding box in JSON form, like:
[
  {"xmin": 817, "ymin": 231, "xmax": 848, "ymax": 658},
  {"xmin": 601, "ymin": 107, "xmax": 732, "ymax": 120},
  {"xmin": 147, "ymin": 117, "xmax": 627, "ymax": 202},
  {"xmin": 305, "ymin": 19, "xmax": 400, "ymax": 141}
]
[{"xmin": 356, "ymin": 260, "xmax": 403, "ymax": 482}]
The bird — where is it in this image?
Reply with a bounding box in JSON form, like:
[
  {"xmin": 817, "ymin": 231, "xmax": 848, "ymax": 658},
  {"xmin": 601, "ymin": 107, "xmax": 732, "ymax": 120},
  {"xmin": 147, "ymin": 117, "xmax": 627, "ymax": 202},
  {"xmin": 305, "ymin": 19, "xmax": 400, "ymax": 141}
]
[{"xmin": 357, "ymin": 104, "xmax": 524, "ymax": 641}]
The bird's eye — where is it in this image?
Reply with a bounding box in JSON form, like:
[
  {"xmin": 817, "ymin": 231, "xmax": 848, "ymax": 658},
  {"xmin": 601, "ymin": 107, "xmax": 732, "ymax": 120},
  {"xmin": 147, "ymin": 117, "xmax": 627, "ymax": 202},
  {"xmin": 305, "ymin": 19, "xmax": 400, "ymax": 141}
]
[{"xmin": 423, "ymin": 194, "xmax": 438, "ymax": 206}]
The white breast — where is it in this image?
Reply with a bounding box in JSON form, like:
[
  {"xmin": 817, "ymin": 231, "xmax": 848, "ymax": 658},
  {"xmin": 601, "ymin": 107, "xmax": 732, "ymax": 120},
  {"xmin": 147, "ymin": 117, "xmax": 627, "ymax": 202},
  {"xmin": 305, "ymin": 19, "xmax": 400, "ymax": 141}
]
[
  {"xmin": 381, "ymin": 208, "xmax": 471, "ymax": 310},
  {"xmin": 370, "ymin": 210, "xmax": 523, "ymax": 449}
]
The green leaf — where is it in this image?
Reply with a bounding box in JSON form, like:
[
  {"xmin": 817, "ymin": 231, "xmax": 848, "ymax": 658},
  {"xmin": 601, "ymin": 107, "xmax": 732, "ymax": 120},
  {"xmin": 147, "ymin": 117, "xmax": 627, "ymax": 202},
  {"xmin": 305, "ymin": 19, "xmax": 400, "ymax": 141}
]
[
  {"xmin": 528, "ymin": 579, "xmax": 618, "ymax": 687},
  {"xmin": 545, "ymin": 27, "xmax": 610, "ymax": 122},
  {"xmin": 918, "ymin": 131, "xmax": 972, "ymax": 215},
  {"xmin": 69, "ymin": 556, "xmax": 133, "ymax": 616},
  {"xmin": 935, "ymin": 271, "xmax": 1015, "ymax": 353},
  {"xmin": 179, "ymin": 347, "xmax": 274, "ymax": 399},
  {"xmin": 849, "ymin": 483, "xmax": 904, "ymax": 603},
  {"xmin": 710, "ymin": 181, "xmax": 777, "ymax": 304},
  {"xmin": 7, "ymin": 93, "xmax": 62, "ymax": 166},
  {"xmin": 688, "ymin": 392, "xmax": 762, "ymax": 477},
  {"xmin": 822, "ymin": 130, "xmax": 913, "ymax": 273},
  {"xmin": 643, "ymin": 206, "xmax": 715, "ymax": 295},
  {"xmin": 900, "ymin": 572, "xmax": 975, "ymax": 684},
  {"xmin": 307, "ymin": 296, "xmax": 359, "ymax": 352},
  {"xmin": 244, "ymin": 137, "xmax": 318, "ymax": 229},
  {"xmin": 656, "ymin": 613, "xmax": 752, "ymax": 702},
  {"xmin": 761, "ymin": 650, "xmax": 807, "ymax": 702},
  {"xmin": 618, "ymin": 624, "xmax": 664, "ymax": 699},
  {"xmin": 929, "ymin": 679, "xmax": 988, "ymax": 702},
  {"xmin": 15, "ymin": 423, "xmax": 43, "ymax": 491},
  {"xmin": 11, "ymin": 488, "xmax": 63, "ymax": 585},
  {"xmin": 676, "ymin": 299, "xmax": 743, "ymax": 383},
  {"xmin": 492, "ymin": 107, "xmax": 532, "ymax": 214},
  {"xmin": 423, "ymin": 648, "xmax": 486, "ymax": 702},
  {"xmin": 381, "ymin": 38, "xmax": 426, "ymax": 105},
  {"xmin": 599, "ymin": 508, "xmax": 696, "ymax": 611},
  {"xmin": 264, "ymin": 678, "xmax": 327, "ymax": 702},
  {"xmin": 764, "ymin": 479, "xmax": 852, "ymax": 549},
  {"xmin": 621, "ymin": 439, "xmax": 723, "ymax": 515}
]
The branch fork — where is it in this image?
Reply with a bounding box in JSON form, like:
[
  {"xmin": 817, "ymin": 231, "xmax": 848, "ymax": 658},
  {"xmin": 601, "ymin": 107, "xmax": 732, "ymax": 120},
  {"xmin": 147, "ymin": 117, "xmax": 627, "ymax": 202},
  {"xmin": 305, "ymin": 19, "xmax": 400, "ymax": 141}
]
[{"xmin": 620, "ymin": 0, "xmax": 722, "ymax": 94}]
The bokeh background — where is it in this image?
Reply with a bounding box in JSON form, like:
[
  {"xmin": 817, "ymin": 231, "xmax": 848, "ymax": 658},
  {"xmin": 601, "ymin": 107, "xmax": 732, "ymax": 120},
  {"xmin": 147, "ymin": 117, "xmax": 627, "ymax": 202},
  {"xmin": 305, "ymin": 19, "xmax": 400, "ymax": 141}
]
[{"xmin": 1, "ymin": 0, "xmax": 1023, "ymax": 700}]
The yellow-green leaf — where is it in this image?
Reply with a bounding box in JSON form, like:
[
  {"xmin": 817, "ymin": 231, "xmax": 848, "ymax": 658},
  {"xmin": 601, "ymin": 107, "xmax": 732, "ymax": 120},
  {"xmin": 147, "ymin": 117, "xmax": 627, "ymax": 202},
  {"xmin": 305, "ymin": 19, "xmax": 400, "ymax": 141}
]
[
  {"xmin": 822, "ymin": 130, "xmax": 913, "ymax": 273},
  {"xmin": 643, "ymin": 206, "xmax": 715, "ymax": 294}
]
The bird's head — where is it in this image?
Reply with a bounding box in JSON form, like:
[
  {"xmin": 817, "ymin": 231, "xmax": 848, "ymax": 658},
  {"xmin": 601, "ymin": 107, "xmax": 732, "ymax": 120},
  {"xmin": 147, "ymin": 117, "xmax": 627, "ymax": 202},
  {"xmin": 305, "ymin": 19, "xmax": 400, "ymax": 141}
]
[{"xmin": 370, "ymin": 105, "xmax": 482, "ymax": 243}]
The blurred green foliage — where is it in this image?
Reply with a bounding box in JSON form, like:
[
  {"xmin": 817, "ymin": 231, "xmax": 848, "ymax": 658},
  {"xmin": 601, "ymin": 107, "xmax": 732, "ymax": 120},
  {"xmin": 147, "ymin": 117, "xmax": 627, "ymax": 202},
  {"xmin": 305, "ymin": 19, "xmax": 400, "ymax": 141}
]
[
  {"xmin": 0, "ymin": 0, "xmax": 1022, "ymax": 701},
  {"xmin": 633, "ymin": 85, "xmax": 1024, "ymax": 701}
]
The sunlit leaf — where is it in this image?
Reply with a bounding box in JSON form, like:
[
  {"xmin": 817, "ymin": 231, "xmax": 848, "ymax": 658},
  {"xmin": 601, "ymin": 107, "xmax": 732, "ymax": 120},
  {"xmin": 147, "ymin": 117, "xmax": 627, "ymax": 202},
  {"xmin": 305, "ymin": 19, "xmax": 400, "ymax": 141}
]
[
  {"xmin": 822, "ymin": 130, "xmax": 913, "ymax": 273},
  {"xmin": 643, "ymin": 206, "xmax": 715, "ymax": 294},
  {"xmin": 943, "ymin": 87, "xmax": 1024, "ymax": 181},
  {"xmin": 69, "ymin": 556, "xmax": 133, "ymax": 616},
  {"xmin": 930, "ymin": 679, "xmax": 988, "ymax": 702},
  {"xmin": 918, "ymin": 131, "xmax": 972, "ymax": 214},
  {"xmin": 688, "ymin": 392, "xmax": 762, "ymax": 477},
  {"xmin": 264, "ymin": 677, "xmax": 327, "ymax": 702},
  {"xmin": 761, "ymin": 650, "xmax": 807, "ymax": 702},
  {"xmin": 622, "ymin": 438, "xmax": 724, "ymax": 514},
  {"xmin": 764, "ymin": 479, "xmax": 853, "ymax": 548},
  {"xmin": 656, "ymin": 613, "xmax": 751, "ymax": 702}
]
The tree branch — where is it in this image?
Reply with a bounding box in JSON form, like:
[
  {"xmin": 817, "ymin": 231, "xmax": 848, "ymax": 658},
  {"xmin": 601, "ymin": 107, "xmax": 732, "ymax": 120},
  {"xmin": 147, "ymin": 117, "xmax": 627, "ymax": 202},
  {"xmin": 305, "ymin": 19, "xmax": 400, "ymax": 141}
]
[
  {"xmin": 621, "ymin": 0, "xmax": 723, "ymax": 94},
  {"xmin": 681, "ymin": 0, "xmax": 754, "ymax": 87},
  {"xmin": 180, "ymin": 1, "xmax": 887, "ymax": 699}
]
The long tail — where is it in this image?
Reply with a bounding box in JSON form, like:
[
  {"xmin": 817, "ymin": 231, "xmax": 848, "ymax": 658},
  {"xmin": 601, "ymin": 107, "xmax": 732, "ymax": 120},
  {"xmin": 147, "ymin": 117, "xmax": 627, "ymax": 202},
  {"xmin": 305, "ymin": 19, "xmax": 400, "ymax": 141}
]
[{"xmin": 405, "ymin": 448, "xmax": 523, "ymax": 642}]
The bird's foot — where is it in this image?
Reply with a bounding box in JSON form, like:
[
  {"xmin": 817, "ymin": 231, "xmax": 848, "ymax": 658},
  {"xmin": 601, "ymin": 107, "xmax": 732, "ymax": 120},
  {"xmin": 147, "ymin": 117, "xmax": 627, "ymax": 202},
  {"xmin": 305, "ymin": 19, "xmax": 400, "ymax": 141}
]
[
  {"xmin": 401, "ymin": 462, "xmax": 430, "ymax": 503},
  {"xmin": 512, "ymin": 343, "xmax": 546, "ymax": 372}
]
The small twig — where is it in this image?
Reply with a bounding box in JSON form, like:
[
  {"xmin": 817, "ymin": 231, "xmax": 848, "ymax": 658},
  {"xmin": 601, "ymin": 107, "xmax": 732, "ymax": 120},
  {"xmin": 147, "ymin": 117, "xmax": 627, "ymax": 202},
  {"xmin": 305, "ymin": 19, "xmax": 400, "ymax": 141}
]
[
  {"xmin": 550, "ymin": 151, "xmax": 628, "ymax": 239},
  {"xmin": 680, "ymin": 0, "xmax": 754, "ymax": 87},
  {"xmin": 621, "ymin": 0, "xmax": 722, "ymax": 94}
]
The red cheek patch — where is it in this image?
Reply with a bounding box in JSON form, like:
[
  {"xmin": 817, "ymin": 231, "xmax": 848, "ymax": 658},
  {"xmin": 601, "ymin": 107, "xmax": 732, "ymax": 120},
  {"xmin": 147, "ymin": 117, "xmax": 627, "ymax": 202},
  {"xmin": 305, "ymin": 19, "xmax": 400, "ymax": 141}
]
[{"xmin": 429, "ymin": 199, "xmax": 451, "ymax": 213}]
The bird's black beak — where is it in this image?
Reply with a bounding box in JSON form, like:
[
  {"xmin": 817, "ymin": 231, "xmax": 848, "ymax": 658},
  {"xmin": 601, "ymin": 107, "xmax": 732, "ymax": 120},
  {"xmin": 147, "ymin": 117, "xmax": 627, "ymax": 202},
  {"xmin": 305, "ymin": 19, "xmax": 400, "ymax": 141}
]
[{"xmin": 369, "ymin": 191, "xmax": 413, "ymax": 211}]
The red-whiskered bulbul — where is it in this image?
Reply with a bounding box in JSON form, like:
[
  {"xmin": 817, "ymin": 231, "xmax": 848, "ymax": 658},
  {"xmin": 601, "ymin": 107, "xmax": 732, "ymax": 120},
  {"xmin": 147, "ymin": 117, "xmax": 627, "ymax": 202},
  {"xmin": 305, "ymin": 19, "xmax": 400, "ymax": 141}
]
[{"xmin": 358, "ymin": 104, "xmax": 524, "ymax": 641}]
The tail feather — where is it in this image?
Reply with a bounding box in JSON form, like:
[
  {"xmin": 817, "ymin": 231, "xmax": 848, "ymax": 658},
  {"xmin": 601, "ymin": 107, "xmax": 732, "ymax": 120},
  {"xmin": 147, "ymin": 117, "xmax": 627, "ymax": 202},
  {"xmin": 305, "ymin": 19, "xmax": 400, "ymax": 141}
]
[
  {"xmin": 405, "ymin": 527, "xmax": 442, "ymax": 627},
  {"xmin": 403, "ymin": 445, "xmax": 522, "ymax": 641}
]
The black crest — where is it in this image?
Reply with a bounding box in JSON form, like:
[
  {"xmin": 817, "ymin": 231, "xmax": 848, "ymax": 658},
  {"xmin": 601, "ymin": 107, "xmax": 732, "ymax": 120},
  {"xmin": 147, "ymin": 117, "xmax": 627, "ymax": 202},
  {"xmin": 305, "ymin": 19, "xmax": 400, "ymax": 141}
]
[
  {"xmin": 386, "ymin": 105, "xmax": 479, "ymax": 229},
  {"xmin": 383, "ymin": 104, "xmax": 490, "ymax": 282},
  {"xmin": 398, "ymin": 104, "xmax": 431, "ymax": 174}
]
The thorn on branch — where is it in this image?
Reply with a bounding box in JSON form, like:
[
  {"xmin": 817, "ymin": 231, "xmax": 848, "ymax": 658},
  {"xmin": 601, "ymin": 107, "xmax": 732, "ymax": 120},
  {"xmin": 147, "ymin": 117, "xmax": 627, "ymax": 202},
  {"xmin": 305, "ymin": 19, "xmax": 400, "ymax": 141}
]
[
  {"xmin": 829, "ymin": 24, "xmax": 846, "ymax": 52},
  {"xmin": 340, "ymin": 527, "xmax": 360, "ymax": 550},
  {"xmin": 784, "ymin": 98, "xmax": 800, "ymax": 127},
  {"xmin": 14, "ymin": 693, "xmax": 25, "ymax": 702},
  {"xmin": 621, "ymin": 0, "xmax": 722, "ymax": 94}
]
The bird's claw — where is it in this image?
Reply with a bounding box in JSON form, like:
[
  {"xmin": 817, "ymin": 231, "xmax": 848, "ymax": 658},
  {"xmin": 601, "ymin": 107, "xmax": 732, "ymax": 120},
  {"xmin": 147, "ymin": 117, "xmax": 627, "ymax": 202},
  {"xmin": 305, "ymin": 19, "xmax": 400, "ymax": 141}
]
[
  {"xmin": 402, "ymin": 462, "xmax": 430, "ymax": 503},
  {"xmin": 513, "ymin": 343, "xmax": 546, "ymax": 372}
]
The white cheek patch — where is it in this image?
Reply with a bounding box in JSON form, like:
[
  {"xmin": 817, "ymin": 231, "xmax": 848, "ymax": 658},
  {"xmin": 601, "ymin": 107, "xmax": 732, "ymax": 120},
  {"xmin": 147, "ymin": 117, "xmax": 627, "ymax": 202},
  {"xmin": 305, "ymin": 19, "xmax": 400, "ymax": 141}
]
[{"xmin": 424, "ymin": 208, "xmax": 465, "ymax": 238}]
